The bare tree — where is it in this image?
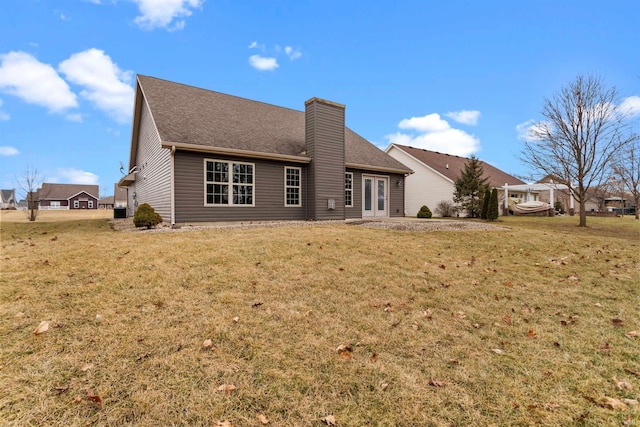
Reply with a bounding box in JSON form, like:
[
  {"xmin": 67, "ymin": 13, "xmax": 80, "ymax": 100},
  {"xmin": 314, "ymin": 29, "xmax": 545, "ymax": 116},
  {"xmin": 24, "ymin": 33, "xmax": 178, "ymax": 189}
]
[
  {"xmin": 521, "ymin": 75, "xmax": 638, "ymax": 226},
  {"xmin": 16, "ymin": 166, "xmax": 44, "ymax": 221},
  {"xmin": 612, "ymin": 140, "xmax": 640, "ymax": 219}
]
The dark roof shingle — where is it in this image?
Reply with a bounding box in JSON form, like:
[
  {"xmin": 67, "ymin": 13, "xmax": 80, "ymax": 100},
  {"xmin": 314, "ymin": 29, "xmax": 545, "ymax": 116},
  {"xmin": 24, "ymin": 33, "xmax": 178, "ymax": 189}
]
[
  {"xmin": 137, "ymin": 75, "xmax": 411, "ymax": 173},
  {"xmin": 38, "ymin": 183, "xmax": 99, "ymax": 200}
]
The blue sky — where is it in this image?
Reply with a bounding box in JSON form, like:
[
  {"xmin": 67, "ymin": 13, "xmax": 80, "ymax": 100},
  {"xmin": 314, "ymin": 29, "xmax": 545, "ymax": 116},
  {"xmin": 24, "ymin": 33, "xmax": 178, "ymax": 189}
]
[{"xmin": 1, "ymin": 0, "xmax": 638, "ymax": 198}]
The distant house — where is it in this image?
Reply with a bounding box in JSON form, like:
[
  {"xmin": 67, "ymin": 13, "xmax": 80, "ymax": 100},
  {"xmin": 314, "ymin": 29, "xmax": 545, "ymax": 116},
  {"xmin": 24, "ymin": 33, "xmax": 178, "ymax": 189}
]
[
  {"xmin": 0, "ymin": 189, "xmax": 17, "ymax": 209},
  {"xmin": 119, "ymin": 75, "xmax": 412, "ymax": 224},
  {"xmin": 98, "ymin": 196, "xmax": 115, "ymax": 209},
  {"xmin": 37, "ymin": 183, "xmax": 99, "ymax": 210},
  {"xmin": 385, "ymin": 144, "xmax": 524, "ymax": 217}
]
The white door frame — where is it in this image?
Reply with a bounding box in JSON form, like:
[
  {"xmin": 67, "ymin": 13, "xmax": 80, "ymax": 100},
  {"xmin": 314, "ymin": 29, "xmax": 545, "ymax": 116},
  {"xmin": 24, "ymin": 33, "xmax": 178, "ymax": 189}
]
[{"xmin": 362, "ymin": 175, "xmax": 389, "ymax": 218}]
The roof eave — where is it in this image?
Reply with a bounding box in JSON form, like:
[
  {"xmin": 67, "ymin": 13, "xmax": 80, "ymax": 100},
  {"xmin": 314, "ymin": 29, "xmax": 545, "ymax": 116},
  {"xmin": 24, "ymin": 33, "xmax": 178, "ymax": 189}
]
[
  {"xmin": 346, "ymin": 162, "xmax": 413, "ymax": 175},
  {"xmin": 162, "ymin": 141, "xmax": 312, "ymax": 164}
]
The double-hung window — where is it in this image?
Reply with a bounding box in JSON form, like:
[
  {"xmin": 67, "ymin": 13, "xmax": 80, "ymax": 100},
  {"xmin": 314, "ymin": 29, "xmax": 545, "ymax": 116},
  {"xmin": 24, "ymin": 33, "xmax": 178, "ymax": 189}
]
[
  {"xmin": 73, "ymin": 200, "xmax": 79, "ymax": 209},
  {"xmin": 285, "ymin": 167, "xmax": 301, "ymax": 206},
  {"xmin": 205, "ymin": 160, "xmax": 254, "ymax": 206},
  {"xmin": 345, "ymin": 172, "xmax": 353, "ymax": 207}
]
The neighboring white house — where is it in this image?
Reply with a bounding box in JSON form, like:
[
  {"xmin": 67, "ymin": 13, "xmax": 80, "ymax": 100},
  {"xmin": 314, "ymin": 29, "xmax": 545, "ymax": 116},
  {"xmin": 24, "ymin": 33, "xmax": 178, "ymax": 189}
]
[{"xmin": 386, "ymin": 144, "xmax": 525, "ymax": 217}]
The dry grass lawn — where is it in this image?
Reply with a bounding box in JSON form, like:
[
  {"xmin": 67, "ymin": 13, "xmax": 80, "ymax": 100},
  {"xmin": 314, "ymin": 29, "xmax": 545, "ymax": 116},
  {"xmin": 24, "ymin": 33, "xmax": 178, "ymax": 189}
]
[{"xmin": 0, "ymin": 212, "xmax": 638, "ymax": 426}]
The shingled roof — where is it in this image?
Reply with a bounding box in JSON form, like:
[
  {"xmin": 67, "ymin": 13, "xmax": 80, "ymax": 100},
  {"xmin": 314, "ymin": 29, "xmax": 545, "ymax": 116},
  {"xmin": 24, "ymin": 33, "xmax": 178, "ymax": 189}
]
[
  {"xmin": 38, "ymin": 183, "xmax": 99, "ymax": 200},
  {"xmin": 135, "ymin": 75, "xmax": 411, "ymax": 174},
  {"xmin": 390, "ymin": 144, "xmax": 524, "ymax": 187}
]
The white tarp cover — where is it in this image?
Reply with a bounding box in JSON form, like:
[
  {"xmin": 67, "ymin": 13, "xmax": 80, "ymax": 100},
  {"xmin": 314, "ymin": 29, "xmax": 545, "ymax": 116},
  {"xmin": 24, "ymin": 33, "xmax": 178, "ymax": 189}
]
[{"xmin": 513, "ymin": 200, "xmax": 551, "ymax": 214}]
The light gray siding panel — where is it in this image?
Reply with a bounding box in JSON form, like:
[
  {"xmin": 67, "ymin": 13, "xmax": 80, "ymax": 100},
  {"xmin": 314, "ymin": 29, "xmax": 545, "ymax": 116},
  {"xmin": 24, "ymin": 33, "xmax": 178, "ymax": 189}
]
[
  {"xmin": 131, "ymin": 100, "xmax": 171, "ymax": 219},
  {"xmin": 174, "ymin": 151, "xmax": 307, "ymax": 223},
  {"xmin": 305, "ymin": 100, "xmax": 345, "ymax": 220}
]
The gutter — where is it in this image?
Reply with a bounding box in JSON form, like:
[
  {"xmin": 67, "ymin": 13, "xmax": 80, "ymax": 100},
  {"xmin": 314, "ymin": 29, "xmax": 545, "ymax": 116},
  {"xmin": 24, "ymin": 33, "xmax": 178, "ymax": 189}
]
[
  {"xmin": 170, "ymin": 145, "xmax": 176, "ymax": 226},
  {"xmin": 162, "ymin": 141, "xmax": 312, "ymax": 164}
]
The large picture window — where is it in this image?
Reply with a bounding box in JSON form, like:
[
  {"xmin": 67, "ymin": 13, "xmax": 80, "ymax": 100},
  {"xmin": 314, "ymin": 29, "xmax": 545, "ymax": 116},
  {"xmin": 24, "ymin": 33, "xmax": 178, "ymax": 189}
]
[
  {"xmin": 205, "ymin": 160, "xmax": 254, "ymax": 206},
  {"xmin": 345, "ymin": 172, "xmax": 353, "ymax": 207},
  {"xmin": 285, "ymin": 167, "xmax": 301, "ymax": 206}
]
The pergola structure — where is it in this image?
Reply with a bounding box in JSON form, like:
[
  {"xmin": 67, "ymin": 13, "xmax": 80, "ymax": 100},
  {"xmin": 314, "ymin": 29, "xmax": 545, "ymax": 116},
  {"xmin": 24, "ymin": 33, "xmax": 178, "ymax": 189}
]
[{"xmin": 502, "ymin": 182, "xmax": 573, "ymax": 215}]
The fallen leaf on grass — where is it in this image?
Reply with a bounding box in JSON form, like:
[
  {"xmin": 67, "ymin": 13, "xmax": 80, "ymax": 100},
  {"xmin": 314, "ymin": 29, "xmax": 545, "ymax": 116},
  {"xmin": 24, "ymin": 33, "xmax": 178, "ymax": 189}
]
[
  {"xmin": 339, "ymin": 350, "xmax": 352, "ymax": 360},
  {"xmin": 80, "ymin": 363, "xmax": 94, "ymax": 372},
  {"xmin": 544, "ymin": 402, "xmax": 560, "ymax": 411},
  {"xmin": 252, "ymin": 302, "xmax": 263, "ymax": 308},
  {"xmin": 454, "ymin": 311, "xmax": 466, "ymax": 319},
  {"xmin": 86, "ymin": 390, "xmax": 102, "ymax": 408},
  {"xmin": 502, "ymin": 315, "xmax": 512, "ymax": 325},
  {"xmin": 423, "ymin": 309, "xmax": 433, "ymax": 319},
  {"xmin": 321, "ymin": 415, "xmax": 336, "ymax": 425},
  {"xmin": 602, "ymin": 397, "xmax": 627, "ymax": 410},
  {"xmin": 612, "ymin": 317, "xmax": 624, "ymax": 327},
  {"xmin": 214, "ymin": 421, "xmax": 233, "ymax": 427},
  {"xmin": 33, "ymin": 320, "xmax": 49, "ymax": 335},
  {"xmin": 429, "ymin": 379, "xmax": 447, "ymax": 387},
  {"xmin": 621, "ymin": 399, "xmax": 638, "ymax": 406},
  {"xmin": 380, "ymin": 383, "xmax": 389, "ymax": 391},
  {"xmin": 594, "ymin": 303, "xmax": 603, "ymax": 308},
  {"xmin": 217, "ymin": 384, "xmax": 236, "ymax": 394},
  {"xmin": 613, "ymin": 378, "xmax": 634, "ymax": 391},
  {"xmin": 527, "ymin": 329, "xmax": 537, "ymax": 339},
  {"xmin": 370, "ymin": 353, "xmax": 378, "ymax": 363},
  {"xmin": 625, "ymin": 331, "xmax": 640, "ymax": 338},
  {"xmin": 202, "ymin": 339, "xmax": 213, "ymax": 350},
  {"xmin": 492, "ymin": 348, "xmax": 504, "ymax": 355},
  {"xmin": 625, "ymin": 368, "xmax": 640, "ymax": 377},
  {"xmin": 53, "ymin": 385, "xmax": 69, "ymax": 393},
  {"xmin": 257, "ymin": 414, "xmax": 269, "ymax": 424},
  {"xmin": 232, "ymin": 317, "xmax": 240, "ymax": 323}
]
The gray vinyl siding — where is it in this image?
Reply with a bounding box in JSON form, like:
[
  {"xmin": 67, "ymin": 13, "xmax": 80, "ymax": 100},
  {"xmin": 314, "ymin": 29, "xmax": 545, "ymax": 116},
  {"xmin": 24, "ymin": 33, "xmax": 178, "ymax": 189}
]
[
  {"xmin": 131, "ymin": 100, "xmax": 171, "ymax": 219},
  {"xmin": 346, "ymin": 169, "xmax": 405, "ymax": 218},
  {"xmin": 174, "ymin": 151, "xmax": 307, "ymax": 223},
  {"xmin": 305, "ymin": 100, "xmax": 345, "ymax": 220},
  {"xmin": 345, "ymin": 169, "xmax": 362, "ymax": 219},
  {"xmin": 388, "ymin": 173, "xmax": 405, "ymax": 217}
]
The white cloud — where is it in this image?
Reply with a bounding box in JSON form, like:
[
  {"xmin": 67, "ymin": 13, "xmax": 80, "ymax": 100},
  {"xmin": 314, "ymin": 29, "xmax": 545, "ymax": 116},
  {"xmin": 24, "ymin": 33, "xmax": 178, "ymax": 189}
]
[
  {"xmin": 59, "ymin": 12, "xmax": 71, "ymax": 21},
  {"xmin": 399, "ymin": 113, "xmax": 450, "ymax": 133},
  {"xmin": 84, "ymin": 0, "xmax": 102, "ymax": 4},
  {"xmin": 248, "ymin": 41, "xmax": 263, "ymax": 49},
  {"xmin": 131, "ymin": 0, "xmax": 204, "ymax": 31},
  {"xmin": 56, "ymin": 168, "xmax": 99, "ymax": 185},
  {"xmin": 284, "ymin": 46, "xmax": 302, "ymax": 60},
  {"xmin": 388, "ymin": 112, "xmax": 480, "ymax": 156},
  {"xmin": 59, "ymin": 48, "xmax": 134, "ymax": 123},
  {"xmin": 446, "ymin": 110, "xmax": 480, "ymax": 126},
  {"xmin": 0, "ymin": 98, "xmax": 8, "ymax": 121},
  {"xmin": 516, "ymin": 119, "xmax": 549, "ymax": 143},
  {"xmin": 249, "ymin": 54, "xmax": 278, "ymax": 71},
  {"xmin": 0, "ymin": 146, "xmax": 19, "ymax": 156},
  {"xmin": 619, "ymin": 96, "xmax": 640, "ymax": 118},
  {"xmin": 65, "ymin": 113, "xmax": 83, "ymax": 122},
  {"xmin": 0, "ymin": 51, "xmax": 78, "ymax": 113}
]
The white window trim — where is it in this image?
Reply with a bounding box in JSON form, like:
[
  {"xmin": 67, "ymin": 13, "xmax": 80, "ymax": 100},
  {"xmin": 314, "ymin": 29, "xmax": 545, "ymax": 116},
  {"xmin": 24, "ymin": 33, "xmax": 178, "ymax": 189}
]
[
  {"xmin": 284, "ymin": 166, "xmax": 302, "ymax": 207},
  {"xmin": 345, "ymin": 172, "xmax": 354, "ymax": 207},
  {"xmin": 88, "ymin": 200, "xmax": 94, "ymax": 209},
  {"xmin": 204, "ymin": 159, "xmax": 255, "ymax": 207}
]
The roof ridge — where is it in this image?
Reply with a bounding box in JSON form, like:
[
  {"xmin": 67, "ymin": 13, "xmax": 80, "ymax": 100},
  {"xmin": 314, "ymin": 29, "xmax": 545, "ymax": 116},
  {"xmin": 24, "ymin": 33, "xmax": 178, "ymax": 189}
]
[{"xmin": 137, "ymin": 74, "xmax": 308, "ymax": 115}]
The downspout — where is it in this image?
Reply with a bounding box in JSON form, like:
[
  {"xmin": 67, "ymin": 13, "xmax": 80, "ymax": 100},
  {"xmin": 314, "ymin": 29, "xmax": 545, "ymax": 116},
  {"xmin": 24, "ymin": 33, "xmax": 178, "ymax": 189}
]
[{"xmin": 170, "ymin": 145, "xmax": 176, "ymax": 227}]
